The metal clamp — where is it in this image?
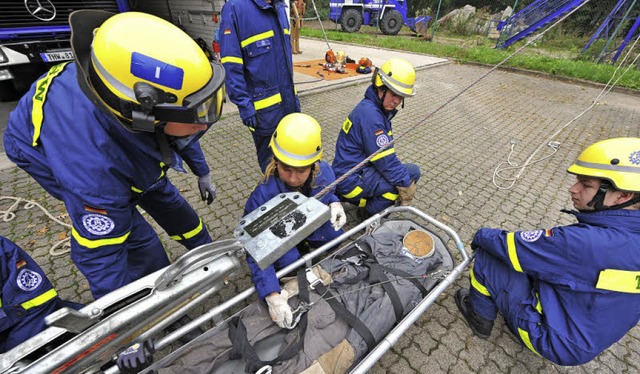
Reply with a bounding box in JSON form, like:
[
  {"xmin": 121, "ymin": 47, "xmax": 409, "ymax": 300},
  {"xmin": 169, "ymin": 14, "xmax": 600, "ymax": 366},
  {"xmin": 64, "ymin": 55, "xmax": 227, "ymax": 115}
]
[{"xmin": 305, "ymin": 268, "xmax": 322, "ymax": 289}]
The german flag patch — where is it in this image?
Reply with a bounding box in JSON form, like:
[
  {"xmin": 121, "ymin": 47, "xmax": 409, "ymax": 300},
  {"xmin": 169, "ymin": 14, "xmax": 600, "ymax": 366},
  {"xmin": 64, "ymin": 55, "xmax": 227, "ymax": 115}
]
[
  {"xmin": 374, "ymin": 129, "xmax": 384, "ymax": 136},
  {"xmin": 16, "ymin": 259, "xmax": 27, "ymax": 269},
  {"xmin": 84, "ymin": 205, "xmax": 107, "ymax": 215},
  {"xmin": 224, "ymin": 28, "xmax": 231, "ymax": 35},
  {"xmin": 544, "ymin": 229, "xmax": 553, "ymax": 237}
]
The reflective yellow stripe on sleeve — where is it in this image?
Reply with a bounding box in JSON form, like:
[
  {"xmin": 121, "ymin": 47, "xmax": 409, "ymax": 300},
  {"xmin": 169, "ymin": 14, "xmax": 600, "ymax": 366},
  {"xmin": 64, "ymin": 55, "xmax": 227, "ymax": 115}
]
[
  {"xmin": 31, "ymin": 62, "xmax": 70, "ymax": 146},
  {"xmin": 507, "ymin": 232, "xmax": 523, "ymax": 272},
  {"xmin": 381, "ymin": 192, "xmax": 398, "ymax": 201},
  {"xmin": 21, "ymin": 288, "xmax": 58, "ymax": 310},
  {"xmin": 284, "ymin": 28, "xmax": 290, "ymax": 35},
  {"xmin": 357, "ymin": 198, "xmax": 367, "ymax": 208},
  {"xmin": 534, "ymin": 292, "xmax": 543, "ymax": 313},
  {"xmin": 370, "ymin": 148, "xmax": 395, "ymax": 162},
  {"xmin": 470, "ymin": 267, "xmax": 491, "ymax": 296},
  {"xmin": 254, "ymin": 93, "xmax": 282, "ymax": 110},
  {"xmin": 518, "ymin": 328, "xmax": 540, "ymax": 355},
  {"xmin": 343, "ymin": 186, "xmax": 363, "ymax": 199},
  {"xmin": 170, "ymin": 219, "xmax": 204, "ymax": 241},
  {"xmin": 596, "ymin": 269, "xmax": 640, "ymax": 293},
  {"xmin": 240, "ymin": 30, "xmax": 275, "ymax": 48},
  {"xmin": 72, "ymin": 228, "xmax": 130, "ymax": 249},
  {"xmin": 221, "ymin": 56, "xmax": 243, "ymax": 65}
]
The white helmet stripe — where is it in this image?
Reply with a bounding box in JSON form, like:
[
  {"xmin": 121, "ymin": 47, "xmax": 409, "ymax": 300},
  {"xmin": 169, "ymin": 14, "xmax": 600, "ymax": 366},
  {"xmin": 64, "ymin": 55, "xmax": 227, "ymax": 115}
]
[
  {"xmin": 273, "ymin": 138, "xmax": 321, "ymax": 162},
  {"xmin": 574, "ymin": 160, "xmax": 640, "ymax": 174}
]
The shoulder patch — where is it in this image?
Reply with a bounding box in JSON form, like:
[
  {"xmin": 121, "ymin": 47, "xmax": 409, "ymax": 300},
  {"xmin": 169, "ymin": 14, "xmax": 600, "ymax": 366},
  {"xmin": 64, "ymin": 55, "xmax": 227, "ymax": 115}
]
[
  {"xmin": 82, "ymin": 214, "xmax": 115, "ymax": 236},
  {"xmin": 17, "ymin": 268, "xmax": 42, "ymax": 291},
  {"xmin": 342, "ymin": 118, "xmax": 353, "ymax": 134},
  {"xmin": 520, "ymin": 230, "xmax": 543, "ymax": 242},
  {"xmin": 375, "ymin": 134, "xmax": 390, "ymax": 148}
]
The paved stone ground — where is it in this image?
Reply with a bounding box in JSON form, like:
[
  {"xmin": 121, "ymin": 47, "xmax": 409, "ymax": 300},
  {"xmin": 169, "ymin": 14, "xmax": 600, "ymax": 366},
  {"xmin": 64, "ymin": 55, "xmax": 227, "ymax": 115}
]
[{"xmin": 1, "ymin": 63, "xmax": 639, "ymax": 373}]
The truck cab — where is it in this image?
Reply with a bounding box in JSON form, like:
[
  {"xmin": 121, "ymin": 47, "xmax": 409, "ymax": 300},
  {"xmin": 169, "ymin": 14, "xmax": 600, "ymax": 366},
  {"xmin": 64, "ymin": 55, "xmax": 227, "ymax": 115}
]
[{"xmin": 0, "ymin": 0, "xmax": 131, "ymax": 101}]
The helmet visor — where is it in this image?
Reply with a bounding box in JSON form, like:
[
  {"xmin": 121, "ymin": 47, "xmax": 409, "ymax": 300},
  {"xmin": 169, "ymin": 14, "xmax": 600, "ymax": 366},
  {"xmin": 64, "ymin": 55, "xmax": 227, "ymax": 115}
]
[{"xmin": 153, "ymin": 60, "xmax": 226, "ymax": 125}]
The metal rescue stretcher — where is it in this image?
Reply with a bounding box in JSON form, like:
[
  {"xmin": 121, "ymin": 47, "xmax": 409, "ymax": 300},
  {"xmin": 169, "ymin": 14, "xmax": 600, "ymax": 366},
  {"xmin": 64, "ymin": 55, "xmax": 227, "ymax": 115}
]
[{"xmin": 0, "ymin": 193, "xmax": 472, "ymax": 374}]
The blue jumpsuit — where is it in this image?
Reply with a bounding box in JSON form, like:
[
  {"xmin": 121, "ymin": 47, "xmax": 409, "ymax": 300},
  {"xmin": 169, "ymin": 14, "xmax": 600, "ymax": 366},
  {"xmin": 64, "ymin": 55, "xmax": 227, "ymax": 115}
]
[
  {"xmin": 332, "ymin": 86, "xmax": 421, "ymax": 214},
  {"xmin": 470, "ymin": 209, "xmax": 640, "ymax": 365},
  {"xmin": 4, "ymin": 63, "xmax": 212, "ymax": 299},
  {"xmin": 0, "ymin": 236, "xmax": 82, "ymax": 353},
  {"xmin": 220, "ymin": 0, "xmax": 300, "ymax": 172},
  {"xmin": 244, "ymin": 161, "xmax": 342, "ymax": 300}
]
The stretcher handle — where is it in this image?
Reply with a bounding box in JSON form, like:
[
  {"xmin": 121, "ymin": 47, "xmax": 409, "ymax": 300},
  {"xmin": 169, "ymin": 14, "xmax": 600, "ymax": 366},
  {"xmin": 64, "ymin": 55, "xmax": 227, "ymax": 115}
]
[{"xmin": 155, "ymin": 239, "xmax": 243, "ymax": 290}]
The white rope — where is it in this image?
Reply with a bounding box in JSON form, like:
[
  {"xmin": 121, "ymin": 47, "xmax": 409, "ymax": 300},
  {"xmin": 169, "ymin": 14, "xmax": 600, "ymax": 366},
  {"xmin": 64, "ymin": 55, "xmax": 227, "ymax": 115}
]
[
  {"xmin": 492, "ymin": 29, "xmax": 640, "ymax": 190},
  {"xmin": 0, "ymin": 196, "xmax": 71, "ymax": 256}
]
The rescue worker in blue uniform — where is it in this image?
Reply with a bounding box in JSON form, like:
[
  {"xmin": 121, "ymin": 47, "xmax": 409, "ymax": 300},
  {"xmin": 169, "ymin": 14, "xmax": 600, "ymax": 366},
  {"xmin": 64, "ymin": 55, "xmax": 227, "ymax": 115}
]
[
  {"xmin": 1, "ymin": 235, "xmax": 83, "ymax": 353},
  {"xmin": 456, "ymin": 137, "xmax": 640, "ymax": 366},
  {"xmin": 220, "ymin": 0, "xmax": 301, "ymax": 173},
  {"xmin": 4, "ymin": 11, "xmax": 226, "ymax": 299},
  {"xmin": 244, "ymin": 113, "xmax": 346, "ymax": 328},
  {"xmin": 332, "ymin": 58, "xmax": 421, "ymax": 219}
]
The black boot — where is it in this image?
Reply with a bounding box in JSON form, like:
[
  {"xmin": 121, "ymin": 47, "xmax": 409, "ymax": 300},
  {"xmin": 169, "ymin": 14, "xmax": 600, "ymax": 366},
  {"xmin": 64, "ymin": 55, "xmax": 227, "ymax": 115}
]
[
  {"xmin": 164, "ymin": 314, "xmax": 205, "ymax": 345},
  {"xmin": 455, "ymin": 289, "xmax": 494, "ymax": 339}
]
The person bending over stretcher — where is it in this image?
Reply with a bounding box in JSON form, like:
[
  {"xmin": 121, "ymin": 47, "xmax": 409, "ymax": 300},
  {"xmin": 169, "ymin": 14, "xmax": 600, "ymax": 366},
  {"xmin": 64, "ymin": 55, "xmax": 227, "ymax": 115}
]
[
  {"xmin": 457, "ymin": 137, "xmax": 640, "ymax": 365},
  {"xmin": 243, "ymin": 113, "xmax": 347, "ymax": 328}
]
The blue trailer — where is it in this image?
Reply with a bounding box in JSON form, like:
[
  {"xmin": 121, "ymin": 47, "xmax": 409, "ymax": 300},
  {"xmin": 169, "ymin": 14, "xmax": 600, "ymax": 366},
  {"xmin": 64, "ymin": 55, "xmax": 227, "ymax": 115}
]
[
  {"xmin": 329, "ymin": 0, "xmax": 431, "ymax": 35},
  {"xmin": 0, "ymin": 0, "xmax": 131, "ymax": 101}
]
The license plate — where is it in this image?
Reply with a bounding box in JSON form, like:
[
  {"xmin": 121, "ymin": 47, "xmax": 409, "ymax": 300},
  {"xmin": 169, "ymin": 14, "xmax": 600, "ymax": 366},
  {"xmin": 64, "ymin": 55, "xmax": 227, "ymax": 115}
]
[{"xmin": 41, "ymin": 50, "xmax": 74, "ymax": 63}]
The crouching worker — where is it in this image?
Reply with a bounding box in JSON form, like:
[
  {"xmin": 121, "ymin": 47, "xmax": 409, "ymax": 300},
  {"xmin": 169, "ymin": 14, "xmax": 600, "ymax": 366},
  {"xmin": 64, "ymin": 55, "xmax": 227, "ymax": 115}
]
[
  {"xmin": 1, "ymin": 236, "xmax": 83, "ymax": 353},
  {"xmin": 4, "ymin": 11, "xmax": 225, "ymax": 300},
  {"xmin": 456, "ymin": 137, "xmax": 640, "ymax": 365},
  {"xmin": 244, "ymin": 113, "xmax": 346, "ymax": 328},
  {"xmin": 332, "ymin": 58, "xmax": 421, "ymax": 221}
]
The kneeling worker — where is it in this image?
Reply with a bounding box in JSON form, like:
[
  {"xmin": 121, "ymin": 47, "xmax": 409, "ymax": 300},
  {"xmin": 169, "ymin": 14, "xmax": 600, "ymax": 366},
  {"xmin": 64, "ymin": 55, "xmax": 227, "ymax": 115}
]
[
  {"xmin": 457, "ymin": 137, "xmax": 640, "ymax": 365},
  {"xmin": 332, "ymin": 58, "xmax": 421, "ymax": 220}
]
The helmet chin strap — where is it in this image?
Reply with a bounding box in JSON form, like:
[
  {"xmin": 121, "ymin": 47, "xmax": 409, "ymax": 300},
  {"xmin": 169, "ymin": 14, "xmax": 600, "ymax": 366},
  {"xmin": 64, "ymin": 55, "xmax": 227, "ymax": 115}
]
[{"xmin": 585, "ymin": 181, "xmax": 640, "ymax": 211}]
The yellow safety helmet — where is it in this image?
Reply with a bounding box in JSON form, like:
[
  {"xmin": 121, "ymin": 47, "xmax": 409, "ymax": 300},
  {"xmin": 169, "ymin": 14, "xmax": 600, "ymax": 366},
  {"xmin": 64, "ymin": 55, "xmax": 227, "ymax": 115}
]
[
  {"xmin": 70, "ymin": 10, "xmax": 225, "ymax": 132},
  {"xmin": 372, "ymin": 58, "xmax": 416, "ymax": 97},
  {"xmin": 567, "ymin": 137, "xmax": 640, "ymax": 193},
  {"xmin": 270, "ymin": 113, "xmax": 323, "ymax": 168}
]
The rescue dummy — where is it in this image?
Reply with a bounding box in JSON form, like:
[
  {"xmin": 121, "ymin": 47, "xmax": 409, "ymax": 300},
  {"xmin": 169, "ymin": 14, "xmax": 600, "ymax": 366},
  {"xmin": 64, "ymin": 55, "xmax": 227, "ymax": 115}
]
[
  {"xmin": 332, "ymin": 58, "xmax": 421, "ymax": 220},
  {"xmin": 0, "ymin": 235, "xmax": 83, "ymax": 353},
  {"xmin": 4, "ymin": 11, "xmax": 226, "ymax": 299},
  {"xmin": 457, "ymin": 137, "xmax": 640, "ymax": 365},
  {"xmin": 154, "ymin": 219, "xmax": 449, "ymax": 373},
  {"xmin": 243, "ymin": 113, "xmax": 346, "ymax": 329}
]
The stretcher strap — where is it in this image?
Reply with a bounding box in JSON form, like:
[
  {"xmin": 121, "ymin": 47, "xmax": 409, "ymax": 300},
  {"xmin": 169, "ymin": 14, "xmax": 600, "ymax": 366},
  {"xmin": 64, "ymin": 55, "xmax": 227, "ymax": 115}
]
[
  {"xmin": 340, "ymin": 242, "xmax": 430, "ymax": 298},
  {"xmin": 369, "ymin": 264, "xmax": 403, "ymax": 323},
  {"xmin": 228, "ymin": 269, "xmax": 310, "ymax": 373},
  {"xmin": 314, "ymin": 283, "xmax": 377, "ymax": 352},
  {"xmin": 373, "ymin": 262, "xmax": 430, "ymax": 298}
]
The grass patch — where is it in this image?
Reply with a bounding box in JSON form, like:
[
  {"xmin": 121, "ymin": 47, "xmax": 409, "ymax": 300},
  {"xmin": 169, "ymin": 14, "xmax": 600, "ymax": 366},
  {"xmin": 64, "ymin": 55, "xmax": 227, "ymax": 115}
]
[{"xmin": 301, "ymin": 27, "xmax": 640, "ymax": 90}]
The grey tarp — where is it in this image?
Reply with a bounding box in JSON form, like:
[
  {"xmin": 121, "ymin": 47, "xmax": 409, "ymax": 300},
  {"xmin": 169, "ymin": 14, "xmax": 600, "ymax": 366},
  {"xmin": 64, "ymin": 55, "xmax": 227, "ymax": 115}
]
[{"xmin": 157, "ymin": 225, "xmax": 447, "ymax": 374}]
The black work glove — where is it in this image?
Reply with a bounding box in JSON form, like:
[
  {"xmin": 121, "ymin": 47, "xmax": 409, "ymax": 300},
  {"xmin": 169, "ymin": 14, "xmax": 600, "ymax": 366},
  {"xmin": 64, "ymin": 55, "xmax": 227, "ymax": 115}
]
[
  {"xmin": 116, "ymin": 339, "xmax": 156, "ymax": 373},
  {"xmin": 197, "ymin": 173, "xmax": 217, "ymax": 205},
  {"xmin": 243, "ymin": 114, "xmax": 258, "ymax": 129}
]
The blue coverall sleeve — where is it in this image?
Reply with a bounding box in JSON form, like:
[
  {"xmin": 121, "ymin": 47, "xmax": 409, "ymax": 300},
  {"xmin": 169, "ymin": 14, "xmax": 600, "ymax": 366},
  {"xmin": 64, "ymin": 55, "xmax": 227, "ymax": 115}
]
[
  {"xmin": 472, "ymin": 227, "xmax": 585, "ymax": 286},
  {"xmin": 359, "ymin": 117, "xmax": 411, "ymax": 187},
  {"xmin": 176, "ymin": 138, "xmax": 210, "ymax": 177},
  {"xmin": 220, "ymin": 3, "xmax": 256, "ymax": 121}
]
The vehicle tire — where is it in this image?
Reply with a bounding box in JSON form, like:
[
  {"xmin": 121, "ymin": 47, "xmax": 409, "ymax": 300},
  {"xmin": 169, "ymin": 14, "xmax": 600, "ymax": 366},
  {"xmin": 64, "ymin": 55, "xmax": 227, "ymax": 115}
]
[
  {"xmin": 340, "ymin": 9, "xmax": 362, "ymax": 33},
  {"xmin": 380, "ymin": 10, "xmax": 403, "ymax": 35}
]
